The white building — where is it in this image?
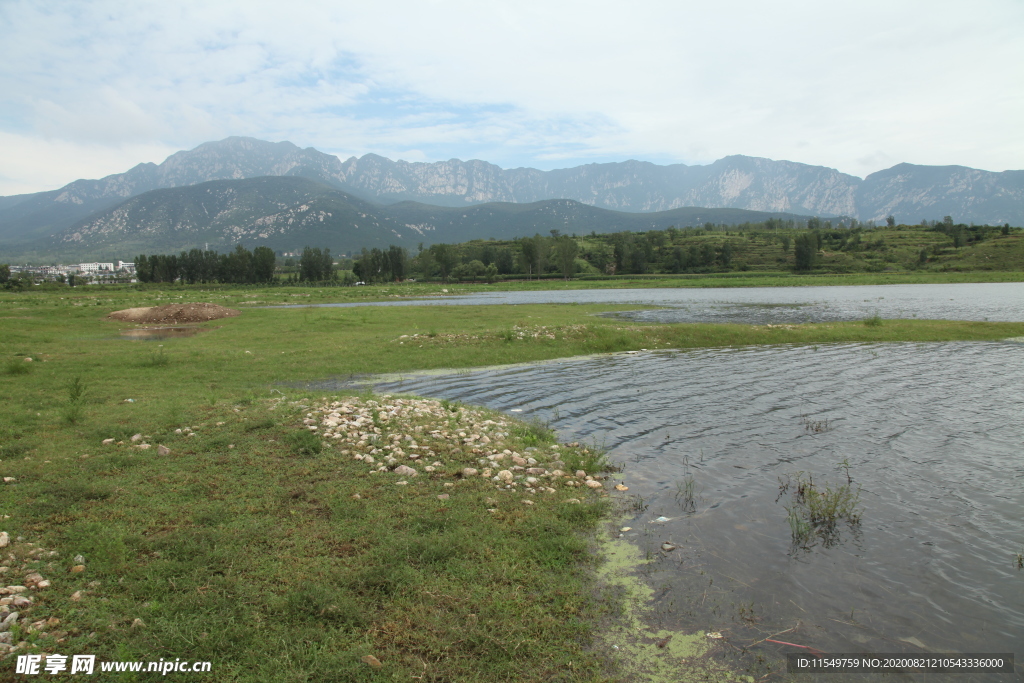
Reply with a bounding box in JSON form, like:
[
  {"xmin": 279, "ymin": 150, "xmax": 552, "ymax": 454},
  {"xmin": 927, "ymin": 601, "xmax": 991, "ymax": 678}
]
[{"xmin": 77, "ymin": 262, "xmax": 115, "ymax": 274}]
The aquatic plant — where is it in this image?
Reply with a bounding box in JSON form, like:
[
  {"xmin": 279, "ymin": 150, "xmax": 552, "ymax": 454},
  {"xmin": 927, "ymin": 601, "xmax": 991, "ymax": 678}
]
[
  {"xmin": 801, "ymin": 415, "xmax": 833, "ymax": 434},
  {"xmin": 778, "ymin": 469, "xmax": 862, "ymax": 549},
  {"xmin": 675, "ymin": 474, "xmax": 698, "ymax": 513}
]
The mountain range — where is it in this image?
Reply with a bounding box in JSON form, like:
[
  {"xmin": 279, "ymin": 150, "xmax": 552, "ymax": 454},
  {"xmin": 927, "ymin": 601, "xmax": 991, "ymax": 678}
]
[{"xmin": 1, "ymin": 137, "xmax": 1022, "ymax": 259}]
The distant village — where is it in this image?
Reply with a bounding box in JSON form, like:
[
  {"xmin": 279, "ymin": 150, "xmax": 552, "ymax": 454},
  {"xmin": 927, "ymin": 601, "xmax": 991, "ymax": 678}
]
[{"xmin": 7, "ymin": 260, "xmax": 137, "ymax": 283}]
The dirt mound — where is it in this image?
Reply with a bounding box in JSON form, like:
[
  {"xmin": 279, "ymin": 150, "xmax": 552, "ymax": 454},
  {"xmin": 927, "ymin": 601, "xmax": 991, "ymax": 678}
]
[{"xmin": 107, "ymin": 303, "xmax": 240, "ymax": 324}]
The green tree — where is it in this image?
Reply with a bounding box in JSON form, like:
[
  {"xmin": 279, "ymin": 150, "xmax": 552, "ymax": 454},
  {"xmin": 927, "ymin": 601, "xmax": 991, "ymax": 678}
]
[
  {"xmin": 553, "ymin": 235, "xmax": 578, "ymax": 279},
  {"xmin": 0, "ymin": 264, "xmax": 9, "ymax": 284},
  {"xmin": 886, "ymin": 215, "xmax": 896, "ymax": 228},
  {"xmin": 794, "ymin": 233, "xmax": 817, "ymax": 271},
  {"xmin": 430, "ymin": 243, "xmax": 458, "ymax": 280},
  {"xmin": 252, "ymin": 246, "xmax": 276, "ymax": 283}
]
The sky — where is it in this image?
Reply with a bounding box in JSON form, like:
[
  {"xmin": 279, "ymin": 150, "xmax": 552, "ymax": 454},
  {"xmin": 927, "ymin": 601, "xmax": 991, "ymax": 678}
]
[{"xmin": 1, "ymin": 0, "xmax": 1023, "ymax": 196}]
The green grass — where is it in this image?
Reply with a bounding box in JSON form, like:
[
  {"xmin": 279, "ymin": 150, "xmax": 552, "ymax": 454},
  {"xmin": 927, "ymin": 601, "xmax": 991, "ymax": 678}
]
[{"xmin": 1, "ymin": 286, "xmax": 1022, "ymax": 680}]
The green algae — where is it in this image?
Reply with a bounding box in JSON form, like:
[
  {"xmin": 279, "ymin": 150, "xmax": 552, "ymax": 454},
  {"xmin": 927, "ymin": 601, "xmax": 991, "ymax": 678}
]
[{"xmin": 596, "ymin": 524, "xmax": 752, "ymax": 683}]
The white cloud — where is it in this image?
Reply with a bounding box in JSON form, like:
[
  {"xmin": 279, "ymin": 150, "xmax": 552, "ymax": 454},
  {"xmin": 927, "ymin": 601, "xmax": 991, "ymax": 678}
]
[
  {"xmin": 1, "ymin": 0, "xmax": 1022, "ymax": 194},
  {"xmin": 0, "ymin": 132, "xmax": 176, "ymax": 196}
]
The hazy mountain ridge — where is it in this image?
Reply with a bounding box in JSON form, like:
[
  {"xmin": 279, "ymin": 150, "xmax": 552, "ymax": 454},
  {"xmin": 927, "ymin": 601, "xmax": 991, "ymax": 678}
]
[
  {"xmin": 53, "ymin": 176, "xmax": 419, "ymax": 257},
  {"xmin": 36, "ymin": 176, "xmax": 809, "ymax": 260},
  {"xmin": 1, "ymin": 137, "xmax": 1022, "ymax": 254}
]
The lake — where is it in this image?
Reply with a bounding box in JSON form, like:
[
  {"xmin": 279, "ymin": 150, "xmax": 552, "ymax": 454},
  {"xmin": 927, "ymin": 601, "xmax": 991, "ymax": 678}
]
[
  {"xmin": 342, "ymin": 340, "xmax": 1024, "ymax": 678},
  {"xmin": 275, "ymin": 282, "xmax": 1024, "ymax": 324}
]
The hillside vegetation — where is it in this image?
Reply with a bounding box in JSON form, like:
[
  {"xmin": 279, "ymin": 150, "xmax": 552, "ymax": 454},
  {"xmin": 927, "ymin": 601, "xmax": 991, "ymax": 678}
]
[{"xmin": 354, "ymin": 220, "xmax": 1024, "ymax": 283}]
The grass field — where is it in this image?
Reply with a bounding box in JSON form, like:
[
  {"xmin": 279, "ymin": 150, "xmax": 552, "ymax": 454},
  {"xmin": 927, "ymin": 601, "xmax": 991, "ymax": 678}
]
[{"xmin": 2, "ymin": 284, "xmax": 1023, "ymax": 681}]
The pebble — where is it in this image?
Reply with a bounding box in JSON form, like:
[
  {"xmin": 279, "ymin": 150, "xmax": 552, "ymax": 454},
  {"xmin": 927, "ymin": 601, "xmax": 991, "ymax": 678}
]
[
  {"xmin": 0, "ymin": 533, "xmax": 7, "ymax": 548},
  {"xmin": 393, "ymin": 464, "xmax": 417, "ymax": 477},
  {"xmin": 361, "ymin": 655, "xmax": 382, "ymax": 668},
  {"xmin": 565, "ymin": 499, "xmax": 581, "ymax": 504},
  {"xmin": 157, "ymin": 445, "xmax": 171, "ymax": 456},
  {"xmin": 661, "ymin": 543, "xmax": 677, "ymax": 552},
  {"xmin": 585, "ymin": 480, "xmax": 603, "ymax": 489},
  {"xmin": 437, "ymin": 494, "xmax": 449, "ymax": 500},
  {"xmin": 462, "ymin": 468, "xmax": 478, "ymax": 477},
  {"xmin": 101, "ymin": 438, "xmax": 115, "ymax": 445},
  {"xmin": 130, "ymin": 433, "xmax": 143, "ymax": 442},
  {"xmin": 69, "ymin": 565, "xmax": 85, "ymax": 573},
  {"xmin": 70, "ymin": 591, "xmax": 83, "ymax": 602}
]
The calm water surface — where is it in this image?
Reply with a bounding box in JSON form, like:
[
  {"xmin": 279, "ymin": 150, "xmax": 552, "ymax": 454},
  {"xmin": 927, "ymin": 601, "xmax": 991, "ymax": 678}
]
[
  {"xmin": 276, "ymin": 282, "xmax": 1024, "ymax": 324},
  {"xmin": 354, "ymin": 341, "xmax": 1024, "ymax": 677}
]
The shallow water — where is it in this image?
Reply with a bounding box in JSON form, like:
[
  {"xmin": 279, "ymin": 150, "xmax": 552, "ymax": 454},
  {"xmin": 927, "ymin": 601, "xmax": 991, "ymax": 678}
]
[
  {"xmin": 119, "ymin": 326, "xmax": 208, "ymax": 340},
  {"xmin": 354, "ymin": 341, "xmax": 1024, "ymax": 677},
  {"xmin": 271, "ymin": 282, "xmax": 1024, "ymax": 324}
]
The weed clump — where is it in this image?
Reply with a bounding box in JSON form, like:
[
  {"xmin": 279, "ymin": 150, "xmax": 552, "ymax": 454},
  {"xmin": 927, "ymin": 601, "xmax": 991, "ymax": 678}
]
[
  {"xmin": 863, "ymin": 313, "xmax": 884, "ymax": 327},
  {"xmin": 61, "ymin": 376, "xmax": 87, "ymax": 425},
  {"xmin": 4, "ymin": 357, "xmax": 33, "ymax": 375},
  {"xmin": 778, "ymin": 468, "xmax": 862, "ymax": 549},
  {"xmin": 140, "ymin": 347, "xmax": 170, "ymax": 367},
  {"xmin": 290, "ymin": 428, "xmax": 324, "ymax": 456}
]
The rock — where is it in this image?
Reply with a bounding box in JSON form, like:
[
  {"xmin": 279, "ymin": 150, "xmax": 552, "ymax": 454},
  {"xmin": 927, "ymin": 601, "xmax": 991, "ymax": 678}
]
[
  {"xmin": 24, "ymin": 573, "xmax": 42, "ymax": 585},
  {"xmin": 565, "ymin": 499, "xmax": 581, "ymax": 504},
  {"xmin": 0, "ymin": 533, "xmax": 8, "ymax": 548},
  {"xmin": 34, "ymin": 581, "xmax": 49, "ymax": 589},
  {"xmin": 11, "ymin": 596, "xmax": 30, "ymax": 608},
  {"xmin": 70, "ymin": 591, "xmax": 83, "ymax": 602},
  {"xmin": 157, "ymin": 445, "xmax": 171, "ymax": 456},
  {"xmin": 0, "ymin": 612, "xmax": 18, "ymax": 631},
  {"xmin": 73, "ymin": 555, "xmax": 85, "ymax": 564},
  {"xmin": 614, "ymin": 484, "xmax": 629, "ymax": 491},
  {"xmin": 575, "ymin": 470, "xmax": 586, "ymax": 478},
  {"xmin": 522, "ymin": 500, "xmax": 534, "ymax": 505},
  {"xmin": 2, "ymin": 478, "xmax": 15, "ymax": 483},
  {"xmin": 131, "ymin": 618, "xmax": 145, "ymax": 629},
  {"xmin": 137, "ymin": 444, "xmax": 151, "ymax": 450},
  {"xmin": 393, "ymin": 465, "xmax": 417, "ymax": 477},
  {"xmin": 485, "ymin": 498, "xmax": 498, "ymax": 506},
  {"xmin": 585, "ymin": 480, "xmax": 603, "ymax": 489},
  {"xmin": 5, "ymin": 587, "xmax": 26, "ymax": 593},
  {"xmin": 395, "ymin": 481, "xmax": 408, "ymax": 486},
  {"xmin": 437, "ymin": 494, "xmax": 449, "ymax": 500},
  {"xmin": 69, "ymin": 565, "xmax": 85, "ymax": 573},
  {"xmin": 526, "ymin": 468, "xmax": 546, "ymax": 475},
  {"xmin": 361, "ymin": 655, "xmax": 383, "ymax": 668},
  {"xmin": 462, "ymin": 468, "xmax": 478, "ymax": 477},
  {"xmin": 130, "ymin": 433, "xmax": 143, "ymax": 442},
  {"xmin": 102, "ymin": 438, "xmax": 115, "ymax": 445},
  {"xmin": 661, "ymin": 543, "xmax": 677, "ymax": 552},
  {"xmin": 497, "ymin": 470, "xmax": 513, "ymax": 482},
  {"xmin": 0, "ymin": 632, "xmax": 10, "ymax": 643},
  {"xmin": 512, "ymin": 456, "xmax": 527, "ymax": 466}
]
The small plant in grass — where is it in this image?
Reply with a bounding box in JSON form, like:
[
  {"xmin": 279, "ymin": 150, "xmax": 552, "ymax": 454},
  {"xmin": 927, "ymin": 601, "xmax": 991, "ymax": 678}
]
[
  {"xmin": 778, "ymin": 469, "xmax": 862, "ymax": 549},
  {"xmin": 141, "ymin": 346, "xmax": 170, "ymax": 367},
  {"xmin": 863, "ymin": 313, "xmax": 883, "ymax": 327},
  {"xmin": 562, "ymin": 443, "xmax": 612, "ymax": 474},
  {"xmin": 4, "ymin": 358, "xmax": 32, "ymax": 375},
  {"xmin": 61, "ymin": 376, "xmax": 86, "ymax": 425},
  {"xmin": 513, "ymin": 417, "xmax": 555, "ymax": 448},
  {"xmin": 290, "ymin": 429, "xmax": 323, "ymax": 456}
]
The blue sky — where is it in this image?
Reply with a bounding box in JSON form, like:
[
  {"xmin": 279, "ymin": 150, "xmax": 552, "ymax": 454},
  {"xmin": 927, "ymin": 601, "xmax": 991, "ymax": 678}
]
[{"xmin": 1, "ymin": 0, "xmax": 1022, "ymax": 195}]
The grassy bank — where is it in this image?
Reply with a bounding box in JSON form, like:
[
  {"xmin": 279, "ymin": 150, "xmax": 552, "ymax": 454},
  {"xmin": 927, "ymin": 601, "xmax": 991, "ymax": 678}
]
[{"xmin": 2, "ymin": 290, "xmax": 1024, "ymax": 680}]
